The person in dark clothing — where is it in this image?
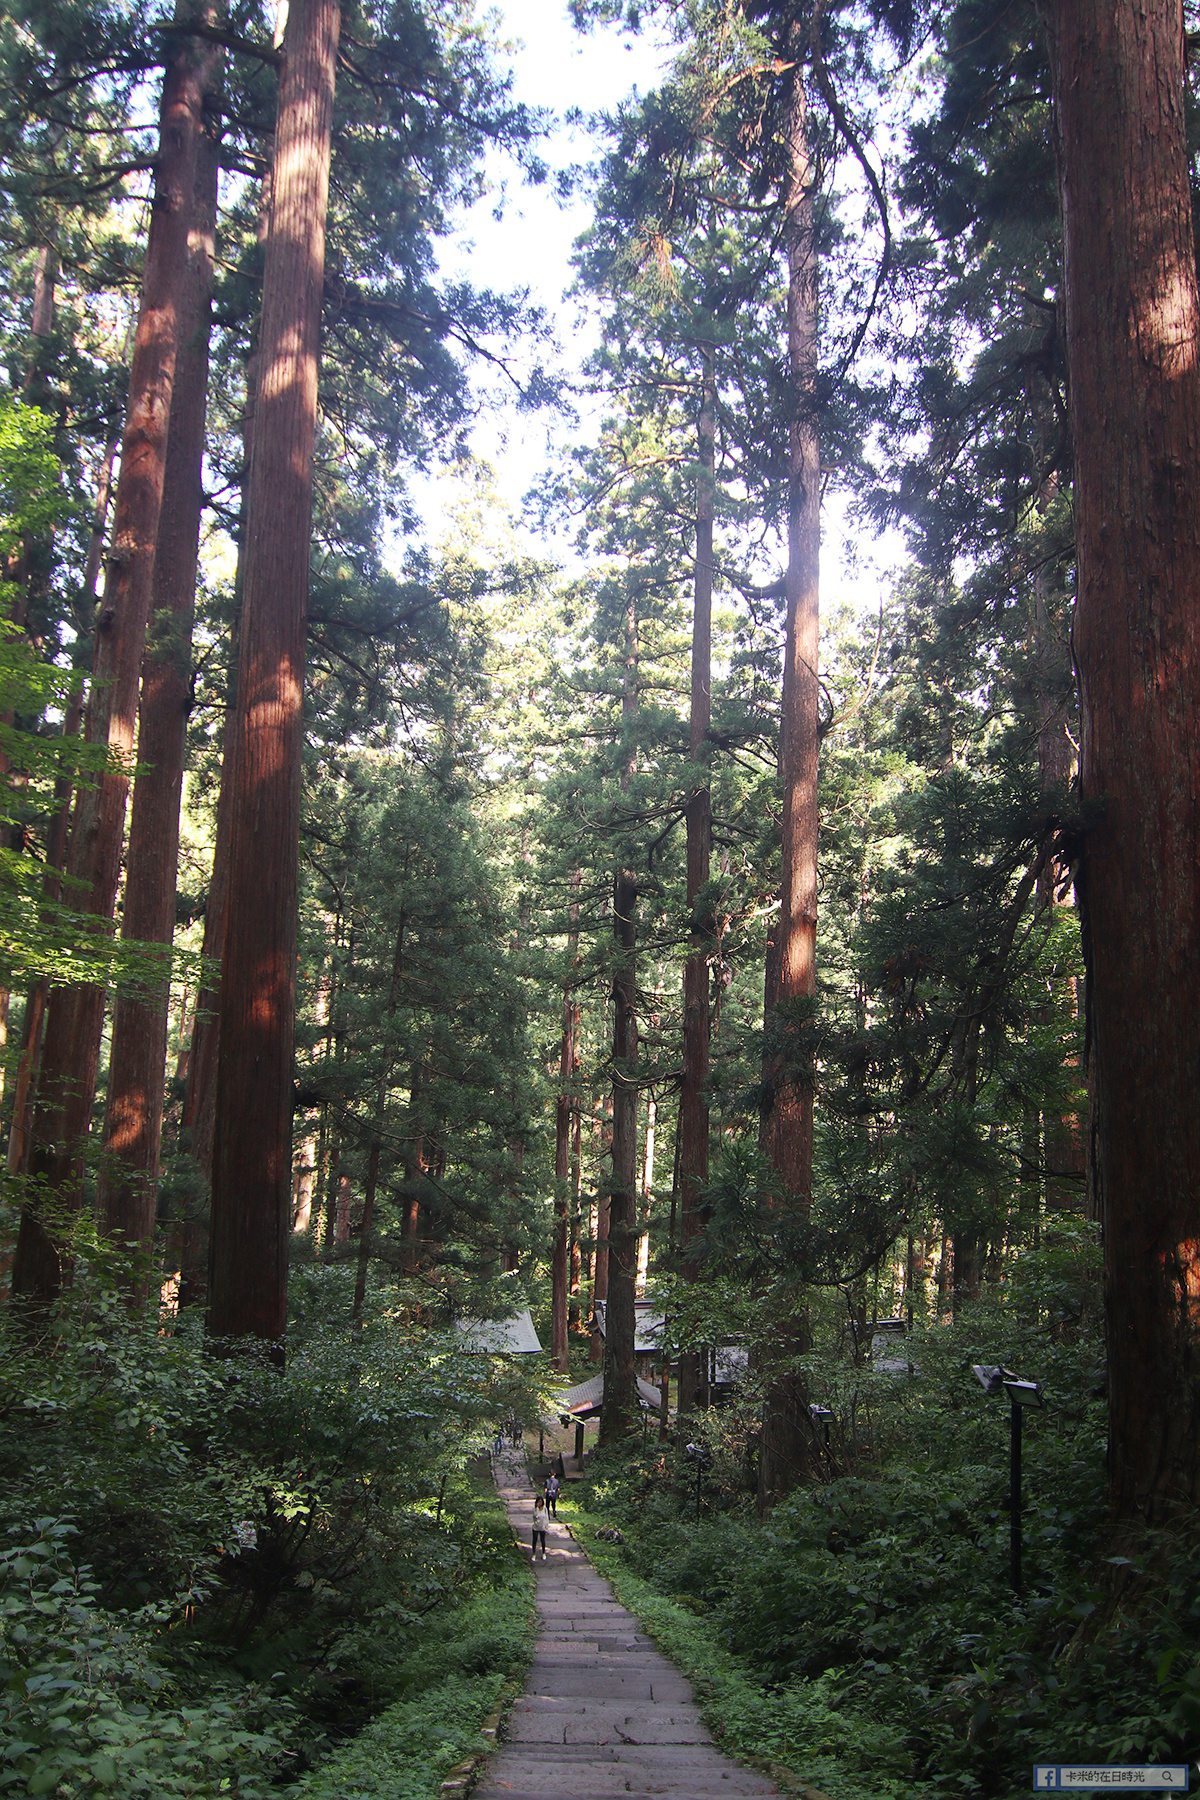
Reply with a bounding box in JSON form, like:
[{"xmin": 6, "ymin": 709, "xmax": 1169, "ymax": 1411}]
[{"xmin": 543, "ymin": 1472, "xmax": 560, "ymax": 1517}]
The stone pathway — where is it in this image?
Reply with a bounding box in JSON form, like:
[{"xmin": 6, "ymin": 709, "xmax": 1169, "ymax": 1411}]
[{"xmin": 475, "ymin": 1448, "xmax": 782, "ymax": 1800}]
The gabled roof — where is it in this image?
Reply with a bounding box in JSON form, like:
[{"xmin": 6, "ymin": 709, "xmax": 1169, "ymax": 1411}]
[
  {"xmin": 455, "ymin": 1309, "xmax": 543, "ymax": 1354},
  {"xmin": 552, "ymin": 1373, "xmax": 662, "ymax": 1419}
]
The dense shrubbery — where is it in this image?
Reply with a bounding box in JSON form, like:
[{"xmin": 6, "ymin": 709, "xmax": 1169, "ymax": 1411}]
[
  {"xmin": 570, "ymin": 1228, "xmax": 1200, "ymax": 1798},
  {"xmin": 0, "ymin": 1259, "xmax": 535, "ymax": 1795}
]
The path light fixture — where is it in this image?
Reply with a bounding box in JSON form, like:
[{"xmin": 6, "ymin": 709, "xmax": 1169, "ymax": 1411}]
[
  {"xmin": 971, "ymin": 1364, "xmax": 1044, "ymax": 1593},
  {"xmin": 807, "ymin": 1404, "xmax": 834, "ymax": 1448},
  {"xmin": 685, "ymin": 1441, "xmax": 711, "ymax": 1522}
]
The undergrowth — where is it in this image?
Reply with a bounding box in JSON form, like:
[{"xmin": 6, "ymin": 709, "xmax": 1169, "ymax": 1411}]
[{"xmin": 292, "ymin": 1569, "xmax": 535, "ymax": 1799}]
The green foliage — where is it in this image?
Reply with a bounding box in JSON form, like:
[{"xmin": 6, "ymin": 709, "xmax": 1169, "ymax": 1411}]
[{"xmin": 0, "ymin": 397, "xmax": 60, "ymax": 559}]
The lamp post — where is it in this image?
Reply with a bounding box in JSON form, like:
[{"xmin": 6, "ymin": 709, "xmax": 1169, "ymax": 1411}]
[
  {"xmin": 685, "ymin": 1441, "xmax": 710, "ymax": 1522},
  {"xmin": 972, "ymin": 1364, "xmax": 1044, "ymax": 1593}
]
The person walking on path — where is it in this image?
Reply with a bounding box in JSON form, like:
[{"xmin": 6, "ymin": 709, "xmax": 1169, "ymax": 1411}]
[
  {"xmin": 531, "ymin": 1493, "xmax": 549, "ymax": 1560},
  {"xmin": 543, "ymin": 1471, "xmax": 560, "ymax": 1517}
]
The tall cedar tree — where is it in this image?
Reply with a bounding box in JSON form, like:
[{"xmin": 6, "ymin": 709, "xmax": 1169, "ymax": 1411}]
[
  {"xmin": 207, "ymin": 0, "xmax": 340, "ymax": 1349},
  {"xmin": 551, "ymin": 879, "xmax": 581, "ymax": 1373},
  {"xmin": 756, "ymin": 29, "xmax": 820, "ymax": 1509},
  {"xmin": 99, "ymin": 79, "xmax": 220, "ymax": 1271},
  {"xmin": 11, "ymin": 2, "xmax": 217, "ymax": 1306},
  {"xmin": 1045, "ymin": 0, "xmax": 1200, "ymax": 1518}
]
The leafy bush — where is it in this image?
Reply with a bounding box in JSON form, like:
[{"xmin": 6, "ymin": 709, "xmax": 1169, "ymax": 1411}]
[{"xmin": 0, "ymin": 1520, "xmax": 287, "ymax": 1797}]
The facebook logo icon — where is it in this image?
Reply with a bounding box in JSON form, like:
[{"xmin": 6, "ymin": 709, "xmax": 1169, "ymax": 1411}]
[{"xmin": 1034, "ymin": 1774, "xmax": 1059, "ymax": 1791}]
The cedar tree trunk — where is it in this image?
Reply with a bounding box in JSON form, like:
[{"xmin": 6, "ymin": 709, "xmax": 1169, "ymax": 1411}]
[
  {"xmin": 600, "ymin": 867, "xmax": 640, "ymax": 1443},
  {"xmin": 206, "ymin": 0, "xmax": 340, "ymax": 1349},
  {"xmin": 551, "ymin": 884, "xmax": 580, "ymax": 1373},
  {"xmin": 1047, "ymin": 0, "xmax": 1200, "ymax": 1518},
  {"xmin": 678, "ymin": 354, "xmax": 715, "ymax": 1415}
]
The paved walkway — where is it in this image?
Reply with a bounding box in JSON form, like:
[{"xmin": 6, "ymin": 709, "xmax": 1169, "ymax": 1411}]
[{"xmin": 475, "ymin": 1448, "xmax": 782, "ymax": 1800}]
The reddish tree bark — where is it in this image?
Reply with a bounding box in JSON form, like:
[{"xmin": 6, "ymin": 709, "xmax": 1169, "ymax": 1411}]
[
  {"xmin": 11, "ymin": 6, "xmax": 217, "ymax": 1307},
  {"xmin": 206, "ymin": 0, "xmax": 340, "ymax": 1349},
  {"xmin": 177, "ymin": 103, "xmax": 277, "ymax": 1226},
  {"xmin": 677, "ymin": 355, "xmax": 715, "ymax": 1415},
  {"xmin": 100, "ymin": 94, "xmax": 220, "ymax": 1270},
  {"xmin": 1046, "ymin": 0, "xmax": 1200, "ymax": 1518},
  {"xmin": 757, "ymin": 49, "xmax": 819, "ymax": 1511}
]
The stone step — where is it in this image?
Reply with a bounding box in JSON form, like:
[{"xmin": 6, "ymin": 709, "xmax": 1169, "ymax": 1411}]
[{"xmin": 472, "ymin": 1459, "xmax": 785, "ymax": 1800}]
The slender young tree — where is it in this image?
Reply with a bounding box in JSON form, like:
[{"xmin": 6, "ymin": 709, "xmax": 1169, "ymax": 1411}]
[
  {"xmin": 1045, "ymin": 0, "xmax": 1200, "ymax": 1518},
  {"xmin": 352, "ymin": 908, "xmax": 406, "ymax": 1328},
  {"xmin": 551, "ymin": 878, "xmax": 580, "ymax": 1373},
  {"xmin": 206, "ymin": 0, "xmax": 340, "ymax": 1349},
  {"xmin": 677, "ymin": 354, "xmax": 715, "ymax": 1414}
]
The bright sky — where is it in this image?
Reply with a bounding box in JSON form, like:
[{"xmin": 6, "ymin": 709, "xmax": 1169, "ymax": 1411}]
[{"xmin": 410, "ymin": 0, "xmax": 672, "ymax": 553}]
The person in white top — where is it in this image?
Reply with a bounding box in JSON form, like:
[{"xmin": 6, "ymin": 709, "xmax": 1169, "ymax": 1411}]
[{"xmin": 531, "ymin": 1495, "xmax": 549, "ymax": 1560}]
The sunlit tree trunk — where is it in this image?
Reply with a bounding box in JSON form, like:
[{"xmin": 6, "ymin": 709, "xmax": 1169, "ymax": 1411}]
[
  {"xmin": 1046, "ymin": 0, "xmax": 1200, "ymax": 1518},
  {"xmin": 207, "ymin": 0, "xmax": 340, "ymax": 1349}
]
